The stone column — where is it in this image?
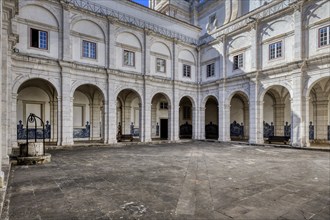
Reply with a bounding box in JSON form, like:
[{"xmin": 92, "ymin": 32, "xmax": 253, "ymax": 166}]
[
  {"xmin": 218, "ymin": 85, "xmax": 227, "ymax": 141},
  {"xmin": 249, "ymin": 80, "xmax": 263, "ymax": 144},
  {"xmin": 60, "ymin": 70, "xmax": 73, "ymax": 145},
  {"xmin": 143, "ymin": 103, "xmax": 152, "ymax": 142},
  {"xmin": 173, "ymin": 105, "xmax": 180, "ymax": 141},
  {"xmin": 192, "ymin": 107, "xmax": 198, "ymax": 139},
  {"xmin": 244, "ymin": 105, "xmax": 249, "ymax": 139},
  {"xmin": 224, "ymin": 104, "xmax": 231, "ymax": 141},
  {"xmin": 50, "ymin": 100, "xmax": 58, "ymax": 142},
  {"xmin": 314, "ymin": 100, "xmax": 329, "ymax": 142},
  {"xmin": 90, "ymin": 104, "xmax": 101, "ymax": 140},
  {"xmin": 200, "ymin": 107, "xmax": 205, "ymax": 139},
  {"xmin": 274, "ymin": 104, "xmax": 285, "ymax": 136},
  {"xmin": 107, "ymin": 97, "xmax": 117, "ymax": 144},
  {"xmin": 291, "ymin": 72, "xmax": 306, "ymax": 147}
]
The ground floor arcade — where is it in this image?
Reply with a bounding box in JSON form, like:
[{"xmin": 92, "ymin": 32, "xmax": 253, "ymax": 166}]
[{"xmin": 10, "ymin": 75, "xmax": 329, "ymax": 150}]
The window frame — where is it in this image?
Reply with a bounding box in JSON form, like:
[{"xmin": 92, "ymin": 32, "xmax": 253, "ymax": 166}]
[
  {"xmin": 156, "ymin": 58, "xmax": 166, "ymax": 73},
  {"xmin": 233, "ymin": 53, "xmax": 244, "ymax": 70},
  {"xmin": 160, "ymin": 102, "xmax": 168, "ymax": 110},
  {"xmin": 318, "ymin": 25, "xmax": 330, "ymax": 47},
  {"xmin": 123, "ymin": 50, "xmax": 135, "ymax": 67},
  {"xmin": 30, "ymin": 28, "xmax": 48, "ymax": 50},
  {"xmin": 183, "ymin": 64, "xmax": 191, "ymax": 78},
  {"xmin": 269, "ymin": 41, "xmax": 282, "ymax": 60},
  {"xmin": 82, "ymin": 40, "xmax": 97, "ymax": 59},
  {"xmin": 206, "ymin": 63, "xmax": 215, "ymax": 78}
]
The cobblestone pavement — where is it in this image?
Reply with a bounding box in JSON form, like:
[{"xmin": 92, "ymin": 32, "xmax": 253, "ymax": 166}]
[{"xmin": 2, "ymin": 142, "xmax": 330, "ymax": 220}]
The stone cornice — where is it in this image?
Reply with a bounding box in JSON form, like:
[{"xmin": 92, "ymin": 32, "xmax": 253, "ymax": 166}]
[
  {"xmin": 63, "ymin": 0, "xmax": 199, "ymax": 45},
  {"xmin": 199, "ymin": 0, "xmax": 300, "ymax": 45}
]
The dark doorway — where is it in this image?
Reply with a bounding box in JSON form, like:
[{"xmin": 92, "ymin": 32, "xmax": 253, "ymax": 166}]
[{"xmin": 160, "ymin": 119, "xmax": 168, "ymax": 139}]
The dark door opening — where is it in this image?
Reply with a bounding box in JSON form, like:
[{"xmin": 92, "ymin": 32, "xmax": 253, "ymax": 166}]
[{"xmin": 160, "ymin": 119, "xmax": 168, "ymax": 139}]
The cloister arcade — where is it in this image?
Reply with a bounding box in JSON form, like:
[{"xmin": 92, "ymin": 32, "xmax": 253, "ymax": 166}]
[{"xmin": 13, "ymin": 78, "xmax": 329, "ymax": 146}]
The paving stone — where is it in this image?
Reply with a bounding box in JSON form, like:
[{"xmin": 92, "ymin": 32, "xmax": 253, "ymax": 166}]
[{"xmin": 3, "ymin": 142, "xmax": 330, "ymax": 220}]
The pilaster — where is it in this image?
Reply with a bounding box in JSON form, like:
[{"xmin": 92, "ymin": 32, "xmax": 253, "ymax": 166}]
[
  {"xmin": 60, "ymin": 69, "xmax": 73, "ymax": 145},
  {"xmin": 291, "ymin": 72, "xmax": 306, "ymax": 147}
]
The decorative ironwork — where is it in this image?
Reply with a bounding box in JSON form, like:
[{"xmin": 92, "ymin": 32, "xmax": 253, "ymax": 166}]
[
  {"xmin": 328, "ymin": 125, "xmax": 330, "ymax": 141},
  {"xmin": 133, "ymin": 128, "xmax": 139, "ymax": 137},
  {"xmin": 309, "ymin": 121, "xmax": 314, "ymax": 140},
  {"xmin": 284, "ymin": 121, "xmax": 291, "ymax": 137},
  {"xmin": 64, "ymin": 0, "xmax": 198, "ymax": 45},
  {"xmin": 230, "ymin": 121, "xmax": 244, "ymax": 137},
  {"xmin": 205, "ymin": 122, "xmax": 218, "ymax": 139},
  {"xmin": 263, "ymin": 121, "xmax": 274, "ymax": 138},
  {"xmin": 130, "ymin": 122, "xmax": 134, "ymax": 135},
  {"xmin": 17, "ymin": 120, "xmax": 51, "ymax": 140},
  {"xmin": 180, "ymin": 122, "xmax": 192, "ymax": 139},
  {"xmin": 73, "ymin": 121, "xmax": 90, "ymax": 138},
  {"xmin": 20, "ymin": 113, "xmax": 46, "ymax": 157}
]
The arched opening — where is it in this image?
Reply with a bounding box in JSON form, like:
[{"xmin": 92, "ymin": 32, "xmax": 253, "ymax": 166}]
[
  {"xmin": 205, "ymin": 96, "xmax": 218, "ymax": 139},
  {"xmin": 17, "ymin": 79, "xmax": 58, "ymax": 144},
  {"xmin": 230, "ymin": 93, "xmax": 249, "ymax": 141},
  {"xmin": 151, "ymin": 93, "xmax": 171, "ymax": 140},
  {"xmin": 308, "ymin": 77, "xmax": 330, "ymax": 145},
  {"xmin": 179, "ymin": 97, "xmax": 193, "ymax": 139},
  {"xmin": 116, "ymin": 89, "xmax": 142, "ymax": 141},
  {"xmin": 73, "ymin": 84, "xmax": 104, "ymax": 143},
  {"xmin": 263, "ymin": 86, "xmax": 291, "ymax": 143}
]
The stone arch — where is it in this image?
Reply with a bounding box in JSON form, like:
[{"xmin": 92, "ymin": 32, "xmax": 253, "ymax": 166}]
[
  {"xmin": 116, "ymin": 31, "xmax": 142, "ymax": 49},
  {"xmin": 14, "ymin": 76, "xmax": 59, "ymax": 96},
  {"xmin": 202, "ymin": 94, "xmax": 219, "ymax": 107},
  {"xmin": 304, "ymin": 0, "xmax": 330, "ymax": 25},
  {"xmin": 178, "ymin": 95, "xmax": 196, "ymax": 108},
  {"xmin": 20, "ymin": 4, "xmax": 59, "ymax": 27},
  {"xmin": 71, "ymin": 18, "xmax": 106, "ymax": 40},
  {"xmin": 304, "ymin": 75, "xmax": 330, "ymax": 98},
  {"xmin": 70, "ymin": 81, "xmax": 106, "ymax": 100},
  {"xmin": 259, "ymin": 83, "xmax": 293, "ymax": 102},
  {"xmin": 178, "ymin": 49, "xmax": 196, "ymax": 64},
  {"xmin": 150, "ymin": 91, "xmax": 172, "ymax": 107},
  {"xmin": 226, "ymin": 89, "xmax": 249, "ymax": 106},
  {"xmin": 261, "ymin": 19, "xmax": 292, "ymax": 40},
  {"xmin": 150, "ymin": 41, "xmax": 172, "ymax": 58}
]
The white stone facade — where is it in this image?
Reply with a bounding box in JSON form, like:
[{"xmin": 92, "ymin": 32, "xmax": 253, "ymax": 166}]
[{"xmin": 0, "ymin": 0, "xmax": 329, "ymax": 186}]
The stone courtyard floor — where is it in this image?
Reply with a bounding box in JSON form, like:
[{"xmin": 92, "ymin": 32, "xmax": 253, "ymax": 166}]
[{"xmin": 1, "ymin": 142, "xmax": 330, "ymax": 220}]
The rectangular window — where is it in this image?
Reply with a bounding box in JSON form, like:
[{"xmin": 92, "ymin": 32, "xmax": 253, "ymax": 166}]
[
  {"xmin": 269, "ymin": 41, "xmax": 282, "ymax": 60},
  {"xmin": 30, "ymin": 28, "xmax": 48, "ymax": 50},
  {"xmin": 82, "ymin": 40, "xmax": 97, "ymax": 59},
  {"xmin": 183, "ymin": 106, "xmax": 191, "ymax": 120},
  {"xmin": 319, "ymin": 26, "xmax": 330, "ymax": 47},
  {"xmin": 183, "ymin": 64, "xmax": 191, "ymax": 77},
  {"xmin": 160, "ymin": 102, "xmax": 168, "ymax": 110},
  {"xmin": 206, "ymin": 63, "xmax": 215, "ymax": 77},
  {"xmin": 124, "ymin": 50, "xmax": 135, "ymax": 66},
  {"xmin": 156, "ymin": 58, "xmax": 166, "ymax": 73},
  {"xmin": 233, "ymin": 54, "xmax": 243, "ymax": 70}
]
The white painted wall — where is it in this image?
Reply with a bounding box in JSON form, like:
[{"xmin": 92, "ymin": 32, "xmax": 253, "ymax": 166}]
[
  {"xmin": 71, "ymin": 20, "xmax": 106, "ymax": 66},
  {"xmin": 16, "ymin": 5, "xmax": 59, "ymax": 59}
]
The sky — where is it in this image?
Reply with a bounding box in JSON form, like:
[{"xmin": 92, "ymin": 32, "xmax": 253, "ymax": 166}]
[{"xmin": 132, "ymin": 0, "xmax": 149, "ymax": 7}]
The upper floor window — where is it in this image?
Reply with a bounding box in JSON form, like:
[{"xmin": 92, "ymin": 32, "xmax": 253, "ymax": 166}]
[
  {"xmin": 183, "ymin": 64, "xmax": 191, "ymax": 78},
  {"xmin": 206, "ymin": 63, "xmax": 215, "ymax": 77},
  {"xmin": 269, "ymin": 41, "xmax": 282, "ymax": 60},
  {"xmin": 233, "ymin": 54, "xmax": 243, "ymax": 70},
  {"xmin": 82, "ymin": 40, "xmax": 96, "ymax": 59},
  {"xmin": 124, "ymin": 50, "xmax": 135, "ymax": 66},
  {"xmin": 160, "ymin": 102, "xmax": 168, "ymax": 110},
  {"xmin": 156, "ymin": 58, "xmax": 166, "ymax": 73},
  {"xmin": 319, "ymin": 26, "xmax": 330, "ymax": 47},
  {"xmin": 30, "ymin": 28, "xmax": 48, "ymax": 50}
]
